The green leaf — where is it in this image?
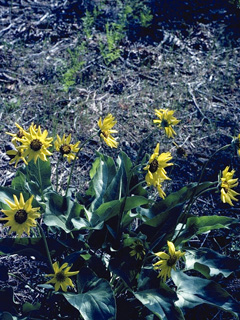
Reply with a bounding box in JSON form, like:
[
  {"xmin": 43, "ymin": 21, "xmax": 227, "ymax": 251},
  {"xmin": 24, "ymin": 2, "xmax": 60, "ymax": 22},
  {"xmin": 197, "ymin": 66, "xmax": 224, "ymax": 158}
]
[
  {"xmin": 87, "ymin": 152, "xmax": 133, "ymax": 212},
  {"xmin": 95, "ymin": 196, "xmax": 149, "ymax": 222},
  {"xmin": 28, "ymin": 158, "xmax": 52, "ymax": 191},
  {"xmin": 104, "ymin": 151, "xmax": 131, "ymax": 201},
  {"xmin": 0, "ymin": 186, "xmax": 42, "ymax": 211},
  {"xmin": 134, "ymin": 286, "xmax": 184, "ymax": 320},
  {"xmin": 175, "ymin": 215, "xmax": 239, "ymax": 245},
  {"xmin": 11, "ymin": 171, "xmax": 29, "ymax": 194},
  {"xmin": 0, "ymin": 312, "xmax": 14, "ymax": 320},
  {"xmin": 136, "ymin": 182, "xmax": 217, "ymax": 251},
  {"xmin": 185, "ymin": 247, "xmax": 240, "ymax": 278},
  {"xmin": 22, "ymin": 302, "xmax": 41, "ymax": 313},
  {"xmin": 139, "ymin": 182, "xmax": 213, "ymax": 224},
  {"xmin": 63, "ymin": 267, "xmax": 116, "ymax": 320},
  {"xmin": 11, "ymin": 159, "xmax": 52, "ymax": 199},
  {"xmin": 0, "ymin": 186, "xmax": 22, "ymax": 209},
  {"xmin": 172, "ymin": 270, "xmax": 240, "ymax": 318},
  {"xmin": 0, "ymin": 237, "xmax": 64, "ymax": 260},
  {"xmin": 44, "ymin": 192, "xmax": 86, "ymax": 233},
  {"xmin": 88, "ymin": 153, "xmax": 116, "ymax": 211}
]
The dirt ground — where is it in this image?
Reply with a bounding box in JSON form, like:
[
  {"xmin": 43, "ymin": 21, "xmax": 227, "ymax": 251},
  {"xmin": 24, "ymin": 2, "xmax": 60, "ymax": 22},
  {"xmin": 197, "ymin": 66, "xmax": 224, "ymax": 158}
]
[{"xmin": 0, "ymin": 1, "xmax": 240, "ymax": 318}]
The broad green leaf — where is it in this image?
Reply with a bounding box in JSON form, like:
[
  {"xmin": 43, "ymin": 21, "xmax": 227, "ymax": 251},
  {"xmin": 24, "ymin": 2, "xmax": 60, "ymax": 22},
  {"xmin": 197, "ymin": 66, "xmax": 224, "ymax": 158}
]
[
  {"xmin": 134, "ymin": 286, "xmax": 184, "ymax": 320},
  {"xmin": 0, "ymin": 312, "xmax": 14, "ymax": 320},
  {"xmin": 137, "ymin": 205, "xmax": 182, "ymax": 251},
  {"xmin": 87, "ymin": 152, "xmax": 133, "ymax": 212},
  {"xmin": 185, "ymin": 247, "xmax": 240, "ymax": 278},
  {"xmin": 27, "ymin": 158, "xmax": 52, "ymax": 191},
  {"xmin": 0, "ymin": 237, "xmax": 64, "ymax": 261},
  {"xmin": 0, "ymin": 186, "xmax": 42, "ymax": 211},
  {"xmin": 11, "ymin": 171, "xmax": 29, "ymax": 194},
  {"xmin": 44, "ymin": 192, "xmax": 86, "ymax": 233},
  {"xmin": 104, "ymin": 151, "xmax": 132, "ymax": 201},
  {"xmin": 88, "ymin": 153, "xmax": 116, "ymax": 211},
  {"xmin": 121, "ymin": 210, "xmax": 140, "ymax": 229},
  {"xmin": 0, "ymin": 186, "xmax": 22, "ymax": 209},
  {"xmin": 22, "ymin": 302, "xmax": 41, "ymax": 313},
  {"xmin": 95, "ymin": 196, "xmax": 149, "ymax": 222},
  {"xmin": 95, "ymin": 199, "xmax": 121, "ymax": 221},
  {"xmin": 175, "ymin": 215, "xmax": 239, "ymax": 245},
  {"xmin": 124, "ymin": 196, "xmax": 149, "ymax": 211},
  {"xmin": 136, "ymin": 182, "xmax": 217, "ymax": 251},
  {"xmin": 11, "ymin": 159, "xmax": 52, "ymax": 199},
  {"xmin": 138, "ymin": 182, "xmax": 213, "ymax": 224},
  {"xmin": 63, "ymin": 268, "xmax": 116, "ymax": 320},
  {"xmin": 172, "ymin": 270, "xmax": 240, "ymax": 318}
]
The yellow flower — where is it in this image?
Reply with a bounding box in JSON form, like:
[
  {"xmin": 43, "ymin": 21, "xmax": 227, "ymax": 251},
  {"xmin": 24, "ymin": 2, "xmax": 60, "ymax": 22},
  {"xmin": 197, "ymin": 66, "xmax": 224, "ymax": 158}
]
[
  {"xmin": 1, "ymin": 193, "xmax": 41, "ymax": 236},
  {"xmin": 45, "ymin": 261, "xmax": 79, "ymax": 292},
  {"xmin": 144, "ymin": 143, "xmax": 173, "ymax": 198},
  {"xmin": 19, "ymin": 124, "xmax": 53, "ymax": 163},
  {"xmin": 6, "ymin": 123, "xmax": 28, "ymax": 142},
  {"xmin": 54, "ymin": 134, "xmax": 80, "ymax": 163},
  {"xmin": 98, "ymin": 114, "xmax": 119, "ymax": 148},
  {"xmin": 153, "ymin": 241, "xmax": 185, "ymax": 282},
  {"xmin": 6, "ymin": 141, "xmax": 28, "ymax": 167},
  {"xmin": 129, "ymin": 240, "xmax": 146, "ymax": 260},
  {"xmin": 153, "ymin": 109, "xmax": 180, "ymax": 138},
  {"xmin": 220, "ymin": 166, "xmax": 240, "ymax": 206}
]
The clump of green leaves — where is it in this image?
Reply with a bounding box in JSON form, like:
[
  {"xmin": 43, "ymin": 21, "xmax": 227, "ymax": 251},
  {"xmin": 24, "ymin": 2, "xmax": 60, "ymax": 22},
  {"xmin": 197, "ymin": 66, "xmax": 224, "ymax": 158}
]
[
  {"xmin": 60, "ymin": 44, "xmax": 86, "ymax": 92},
  {"xmin": 99, "ymin": 22, "xmax": 125, "ymax": 65},
  {"xmin": 1, "ymin": 116, "xmax": 240, "ymax": 319},
  {"xmin": 80, "ymin": 0, "xmax": 153, "ymax": 65}
]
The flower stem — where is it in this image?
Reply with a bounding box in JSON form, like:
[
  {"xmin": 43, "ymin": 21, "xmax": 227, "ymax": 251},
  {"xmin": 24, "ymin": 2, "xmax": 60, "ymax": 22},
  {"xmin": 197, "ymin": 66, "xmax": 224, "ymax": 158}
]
[
  {"xmin": 172, "ymin": 144, "xmax": 232, "ymax": 243},
  {"xmin": 37, "ymin": 222, "xmax": 54, "ymax": 272},
  {"xmin": 198, "ymin": 144, "xmax": 231, "ymax": 184},
  {"xmin": 55, "ymin": 156, "xmax": 61, "ymax": 192},
  {"xmin": 8, "ymin": 272, "xmax": 43, "ymax": 293},
  {"xmin": 37, "ymin": 158, "xmax": 45, "ymax": 202},
  {"xmin": 129, "ymin": 179, "xmax": 146, "ymax": 194},
  {"xmin": 65, "ymin": 132, "xmax": 99, "ymax": 197}
]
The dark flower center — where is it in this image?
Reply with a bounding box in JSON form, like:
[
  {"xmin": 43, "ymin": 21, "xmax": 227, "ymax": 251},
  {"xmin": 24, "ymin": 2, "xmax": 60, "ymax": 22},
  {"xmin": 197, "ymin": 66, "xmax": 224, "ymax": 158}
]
[
  {"xmin": 56, "ymin": 271, "xmax": 66, "ymax": 282},
  {"xmin": 101, "ymin": 131, "xmax": 109, "ymax": 138},
  {"xmin": 60, "ymin": 144, "xmax": 71, "ymax": 155},
  {"xmin": 17, "ymin": 130, "xmax": 24, "ymax": 138},
  {"xmin": 149, "ymin": 159, "xmax": 159, "ymax": 173},
  {"xmin": 161, "ymin": 119, "xmax": 169, "ymax": 128},
  {"xmin": 135, "ymin": 244, "xmax": 144, "ymax": 253},
  {"xmin": 177, "ymin": 147, "xmax": 187, "ymax": 158},
  {"xmin": 30, "ymin": 139, "xmax": 42, "ymax": 151},
  {"xmin": 222, "ymin": 182, "xmax": 229, "ymax": 193},
  {"xmin": 14, "ymin": 209, "xmax": 28, "ymax": 224},
  {"xmin": 167, "ymin": 255, "xmax": 177, "ymax": 267}
]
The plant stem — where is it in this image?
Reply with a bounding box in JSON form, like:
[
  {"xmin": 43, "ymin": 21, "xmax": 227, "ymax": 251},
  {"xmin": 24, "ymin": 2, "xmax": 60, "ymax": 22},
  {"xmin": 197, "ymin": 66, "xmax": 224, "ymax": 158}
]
[
  {"xmin": 55, "ymin": 156, "xmax": 61, "ymax": 192},
  {"xmin": 37, "ymin": 222, "xmax": 54, "ymax": 272},
  {"xmin": 172, "ymin": 144, "xmax": 232, "ymax": 243},
  {"xmin": 8, "ymin": 272, "xmax": 43, "ymax": 293},
  {"xmin": 37, "ymin": 158, "xmax": 45, "ymax": 202},
  {"xmin": 65, "ymin": 132, "xmax": 99, "ymax": 197},
  {"xmin": 198, "ymin": 144, "xmax": 231, "ymax": 184},
  {"xmin": 134, "ymin": 128, "xmax": 158, "ymax": 166},
  {"xmin": 129, "ymin": 179, "xmax": 146, "ymax": 194}
]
